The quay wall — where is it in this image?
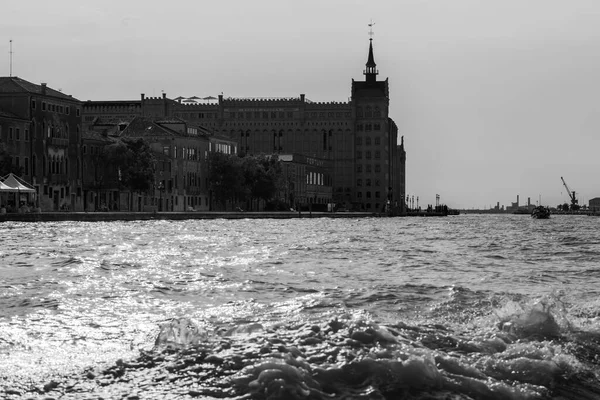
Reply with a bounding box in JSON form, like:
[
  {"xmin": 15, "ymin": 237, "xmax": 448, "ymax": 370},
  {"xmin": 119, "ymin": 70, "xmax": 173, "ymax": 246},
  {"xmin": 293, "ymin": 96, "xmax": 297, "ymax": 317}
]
[{"xmin": 0, "ymin": 211, "xmax": 383, "ymax": 223}]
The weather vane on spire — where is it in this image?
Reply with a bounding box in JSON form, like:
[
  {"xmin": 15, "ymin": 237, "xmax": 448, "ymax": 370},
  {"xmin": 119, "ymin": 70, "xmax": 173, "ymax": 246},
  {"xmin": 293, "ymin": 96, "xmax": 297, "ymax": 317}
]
[{"xmin": 368, "ymin": 20, "xmax": 375, "ymax": 40}]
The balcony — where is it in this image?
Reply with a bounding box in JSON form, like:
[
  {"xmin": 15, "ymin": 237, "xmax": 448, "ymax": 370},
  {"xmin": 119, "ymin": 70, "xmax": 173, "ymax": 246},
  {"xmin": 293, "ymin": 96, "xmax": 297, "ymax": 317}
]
[{"xmin": 49, "ymin": 137, "xmax": 69, "ymax": 147}]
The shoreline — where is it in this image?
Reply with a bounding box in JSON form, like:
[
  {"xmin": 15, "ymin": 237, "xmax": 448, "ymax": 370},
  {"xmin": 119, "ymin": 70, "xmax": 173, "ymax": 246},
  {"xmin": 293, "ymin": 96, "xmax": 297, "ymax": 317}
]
[{"xmin": 0, "ymin": 210, "xmax": 384, "ymax": 222}]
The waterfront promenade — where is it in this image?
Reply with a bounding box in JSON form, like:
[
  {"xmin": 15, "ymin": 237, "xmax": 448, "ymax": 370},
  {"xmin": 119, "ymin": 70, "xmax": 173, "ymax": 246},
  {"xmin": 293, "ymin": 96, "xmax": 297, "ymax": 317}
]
[{"xmin": 0, "ymin": 210, "xmax": 379, "ymax": 222}]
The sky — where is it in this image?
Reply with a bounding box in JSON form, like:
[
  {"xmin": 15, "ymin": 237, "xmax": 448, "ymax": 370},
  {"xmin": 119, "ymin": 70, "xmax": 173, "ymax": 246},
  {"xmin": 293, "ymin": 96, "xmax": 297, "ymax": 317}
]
[{"xmin": 2, "ymin": 0, "xmax": 600, "ymax": 209}]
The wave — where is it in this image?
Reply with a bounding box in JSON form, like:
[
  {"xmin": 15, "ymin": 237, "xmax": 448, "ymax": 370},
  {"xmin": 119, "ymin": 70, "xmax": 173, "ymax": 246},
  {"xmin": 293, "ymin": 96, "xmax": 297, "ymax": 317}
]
[{"xmin": 10, "ymin": 297, "xmax": 599, "ymax": 400}]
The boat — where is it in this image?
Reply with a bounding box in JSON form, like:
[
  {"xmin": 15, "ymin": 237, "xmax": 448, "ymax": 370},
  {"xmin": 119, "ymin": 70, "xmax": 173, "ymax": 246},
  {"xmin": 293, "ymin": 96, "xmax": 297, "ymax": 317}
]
[{"xmin": 531, "ymin": 206, "xmax": 551, "ymax": 219}]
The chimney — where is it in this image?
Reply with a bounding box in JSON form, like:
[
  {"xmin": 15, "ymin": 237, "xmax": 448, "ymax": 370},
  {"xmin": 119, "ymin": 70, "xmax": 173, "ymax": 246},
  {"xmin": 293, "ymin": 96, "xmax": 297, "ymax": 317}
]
[{"xmin": 41, "ymin": 83, "xmax": 47, "ymax": 95}]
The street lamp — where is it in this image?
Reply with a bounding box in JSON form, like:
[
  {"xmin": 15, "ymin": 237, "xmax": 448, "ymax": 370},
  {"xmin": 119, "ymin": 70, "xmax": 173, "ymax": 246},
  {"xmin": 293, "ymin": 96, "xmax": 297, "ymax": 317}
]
[{"xmin": 158, "ymin": 180, "xmax": 165, "ymax": 211}]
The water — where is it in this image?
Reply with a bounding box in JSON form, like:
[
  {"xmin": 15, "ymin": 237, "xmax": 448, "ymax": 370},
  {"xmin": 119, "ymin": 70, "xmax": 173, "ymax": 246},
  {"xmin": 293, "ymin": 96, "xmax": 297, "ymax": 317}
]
[{"xmin": 1, "ymin": 215, "xmax": 599, "ymax": 399}]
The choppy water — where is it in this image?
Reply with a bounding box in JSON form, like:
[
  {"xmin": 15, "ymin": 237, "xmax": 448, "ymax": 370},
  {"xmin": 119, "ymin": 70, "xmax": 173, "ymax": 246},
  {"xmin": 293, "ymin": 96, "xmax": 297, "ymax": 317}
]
[{"xmin": 1, "ymin": 215, "xmax": 599, "ymax": 399}]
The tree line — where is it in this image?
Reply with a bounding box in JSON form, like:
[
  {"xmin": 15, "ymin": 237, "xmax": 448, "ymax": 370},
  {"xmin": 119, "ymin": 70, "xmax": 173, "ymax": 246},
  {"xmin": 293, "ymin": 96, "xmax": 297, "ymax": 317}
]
[{"xmin": 208, "ymin": 152, "xmax": 286, "ymax": 211}]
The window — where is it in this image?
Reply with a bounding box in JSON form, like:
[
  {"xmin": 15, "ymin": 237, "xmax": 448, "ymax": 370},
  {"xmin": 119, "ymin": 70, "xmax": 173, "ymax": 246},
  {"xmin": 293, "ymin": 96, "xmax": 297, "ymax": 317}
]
[
  {"xmin": 375, "ymin": 150, "xmax": 381, "ymax": 159},
  {"xmin": 374, "ymin": 137, "xmax": 380, "ymax": 145},
  {"xmin": 357, "ymin": 179, "xmax": 362, "ymax": 187},
  {"xmin": 374, "ymin": 106, "xmax": 381, "ymax": 117},
  {"xmin": 366, "ymin": 106, "xmax": 372, "ymax": 117},
  {"xmin": 357, "ymin": 192, "xmax": 362, "ymax": 198},
  {"xmin": 76, "ymin": 108, "xmax": 80, "ymax": 117},
  {"xmin": 366, "ymin": 164, "xmax": 371, "ymax": 173},
  {"xmin": 366, "ymin": 151, "xmax": 371, "ymax": 160},
  {"xmin": 25, "ymin": 129, "xmax": 29, "ymax": 141},
  {"xmin": 16, "ymin": 128, "xmax": 20, "ymax": 140},
  {"xmin": 365, "ymin": 137, "xmax": 371, "ymax": 146},
  {"xmin": 9, "ymin": 127, "xmax": 13, "ymax": 140},
  {"xmin": 287, "ymin": 111, "xmax": 293, "ymax": 118},
  {"xmin": 42, "ymin": 102, "xmax": 46, "ymax": 111},
  {"xmin": 375, "ymin": 191, "xmax": 381, "ymax": 198},
  {"xmin": 66, "ymin": 106, "xmax": 70, "ymax": 115},
  {"xmin": 356, "ymin": 137, "xmax": 362, "ymax": 145},
  {"xmin": 83, "ymin": 145, "xmax": 87, "ymax": 154},
  {"xmin": 366, "ymin": 191, "xmax": 372, "ymax": 198},
  {"xmin": 357, "ymin": 107, "xmax": 363, "ymax": 117},
  {"xmin": 365, "ymin": 124, "xmax": 372, "ymax": 132},
  {"xmin": 263, "ymin": 112, "xmax": 269, "ymax": 119},
  {"xmin": 356, "ymin": 165, "xmax": 362, "ymax": 173},
  {"xmin": 366, "ymin": 179, "xmax": 371, "ymax": 187},
  {"xmin": 163, "ymin": 146, "xmax": 170, "ymax": 156},
  {"xmin": 31, "ymin": 99, "xmax": 36, "ymax": 109},
  {"xmin": 356, "ymin": 151, "xmax": 362, "ymax": 159},
  {"xmin": 374, "ymin": 124, "xmax": 381, "ymax": 131},
  {"xmin": 375, "ymin": 164, "xmax": 381, "ymax": 173}
]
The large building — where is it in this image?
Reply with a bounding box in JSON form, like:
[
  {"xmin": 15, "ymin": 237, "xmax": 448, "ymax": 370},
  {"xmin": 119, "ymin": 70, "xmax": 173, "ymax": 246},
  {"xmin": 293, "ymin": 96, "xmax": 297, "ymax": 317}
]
[
  {"xmin": 0, "ymin": 77, "xmax": 83, "ymax": 211},
  {"xmin": 83, "ymin": 38, "xmax": 406, "ymax": 212}
]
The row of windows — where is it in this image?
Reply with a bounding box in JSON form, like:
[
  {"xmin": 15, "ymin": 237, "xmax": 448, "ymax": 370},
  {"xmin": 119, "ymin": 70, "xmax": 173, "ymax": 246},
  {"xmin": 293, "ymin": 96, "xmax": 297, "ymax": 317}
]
[
  {"xmin": 356, "ymin": 179, "xmax": 381, "ymax": 188},
  {"xmin": 0, "ymin": 126, "xmax": 30, "ymax": 141},
  {"xmin": 356, "ymin": 191, "xmax": 382, "ymax": 199},
  {"xmin": 224, "ymin": 121, "xmax": 351, "ymax": 127},
  {"xmin": 356, "ymin": 150, "xmax": 381, "ymax": 160},
  {"xmin": 174, "ymin": 112, "xmax": 216, "ymax": 119},
  {"xmin": 356, "ymin": 105, "xmax": 382, "ymax": 118},
  {"xmin": 356, "ymin": 136, "xmax": 381, "ymax": 146},
  {"xmin": 309, "ymin": 111, "xmax": 352, "ymax": 118},
  {"xmin": 307, "ymin": 172, "xmax": 329, "ymax": 186},
  {"xmin": 356, "ymin": 164, "xmax": 382, "ymax": 173},
  {"xmin": 356, "ymin": 124, "xmax": 381, "ymax": 132},
  {"xmin": 32, "ymin": 99, "xmax": 81, "ymax": 117}
]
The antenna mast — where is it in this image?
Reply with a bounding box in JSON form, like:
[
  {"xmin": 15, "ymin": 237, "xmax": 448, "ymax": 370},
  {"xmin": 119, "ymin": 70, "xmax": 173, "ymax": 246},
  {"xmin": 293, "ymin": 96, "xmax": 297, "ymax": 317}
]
[{"xmin": 9, "ymin": 39, "xmax": 13, "ymax": 77}]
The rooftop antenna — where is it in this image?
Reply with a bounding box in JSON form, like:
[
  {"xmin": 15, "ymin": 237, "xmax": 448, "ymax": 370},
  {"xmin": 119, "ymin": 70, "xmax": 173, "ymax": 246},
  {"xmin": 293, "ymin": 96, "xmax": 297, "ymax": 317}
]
[{"xmin": 9, "ymin": 39, "xmax": 13, "ymax": 77}]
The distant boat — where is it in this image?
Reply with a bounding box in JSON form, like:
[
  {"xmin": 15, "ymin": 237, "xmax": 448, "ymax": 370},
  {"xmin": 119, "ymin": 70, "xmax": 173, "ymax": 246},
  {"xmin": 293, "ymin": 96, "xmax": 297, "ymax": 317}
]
[{"xmin": 531, "ymin": 206, "xmax": 551, "ymax": 219}]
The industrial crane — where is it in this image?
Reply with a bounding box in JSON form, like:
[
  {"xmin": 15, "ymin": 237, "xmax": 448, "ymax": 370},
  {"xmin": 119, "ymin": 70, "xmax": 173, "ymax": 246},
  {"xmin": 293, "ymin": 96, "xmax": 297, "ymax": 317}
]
[{"xmin": 561, "ymin": 177, "xmax": 578, "ymax": 210}]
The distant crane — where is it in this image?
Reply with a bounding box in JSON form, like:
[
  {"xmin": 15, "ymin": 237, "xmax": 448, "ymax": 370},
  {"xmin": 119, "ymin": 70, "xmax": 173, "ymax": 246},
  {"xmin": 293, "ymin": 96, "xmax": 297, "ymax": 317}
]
[{"xmin": 561, "ymin": 176, "xmax": 578, "ymax": 209}]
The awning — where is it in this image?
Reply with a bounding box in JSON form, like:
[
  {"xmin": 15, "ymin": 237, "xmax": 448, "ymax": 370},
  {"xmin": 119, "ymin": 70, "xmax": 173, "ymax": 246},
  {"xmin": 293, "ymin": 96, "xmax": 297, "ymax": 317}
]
[{"xmin": 0, "ymin": 173, "xmax": 36, "ymax": 193}]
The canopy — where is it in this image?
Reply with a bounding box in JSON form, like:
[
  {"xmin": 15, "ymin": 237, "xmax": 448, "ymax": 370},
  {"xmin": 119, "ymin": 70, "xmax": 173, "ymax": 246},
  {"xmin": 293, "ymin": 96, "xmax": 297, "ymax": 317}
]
[
  {"xmin": 0, "ymin": 173, "xmax": 36, "ymax": 193},
  {"xmin": 0, "ymin": 181, "xmax": 13, "ymax": 191}
]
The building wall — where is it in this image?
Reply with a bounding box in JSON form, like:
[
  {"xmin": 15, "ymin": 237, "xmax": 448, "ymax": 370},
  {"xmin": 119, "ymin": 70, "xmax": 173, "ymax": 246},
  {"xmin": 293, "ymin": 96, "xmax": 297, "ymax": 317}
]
[{"xmin": 0, "ymin": 85, "xmax": 83, "ymax": 212}]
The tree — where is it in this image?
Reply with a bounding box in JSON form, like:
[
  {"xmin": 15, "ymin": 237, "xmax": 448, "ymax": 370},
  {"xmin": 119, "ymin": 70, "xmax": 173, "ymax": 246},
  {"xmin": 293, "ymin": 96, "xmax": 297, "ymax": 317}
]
[
  {"xmin": 241, "ymin": 154, "xmax": 283, "ymax": 210},
  {"xmin": 208, "ymin": 152, "xmax": 244, "ymax": 209},
  {"xmin": 104, "ymin": 137, "xmax": 156, "ymax": 195}
]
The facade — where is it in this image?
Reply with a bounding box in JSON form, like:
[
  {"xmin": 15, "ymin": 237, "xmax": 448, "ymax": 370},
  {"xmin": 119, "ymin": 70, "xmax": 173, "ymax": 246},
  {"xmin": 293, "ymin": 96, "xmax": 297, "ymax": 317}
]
[
  {"xmin": 82, "ymin": 39, "xmax": 406, "ymax": 213},
  {"xmin": 119, "ymin": 116, "xmax": 212, "ymax": 212},
  {"xmin": 0, "ymin": 77, "xmax": 83, "ymax": 211},
  {"xmin": 279, "ymin": 153, "xmax": 333, "ymax": 210},
  {"xmin": 81, "ymin": 128, "xmax": 119, "ymax": 211},
  {"xmin": 589, "ymin": 197, "xmax": 600, "ymax": 212}
]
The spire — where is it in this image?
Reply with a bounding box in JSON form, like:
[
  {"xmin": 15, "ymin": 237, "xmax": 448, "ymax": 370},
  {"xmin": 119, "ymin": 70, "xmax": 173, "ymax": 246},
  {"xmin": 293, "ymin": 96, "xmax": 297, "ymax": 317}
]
[{"xmin": 364, "ymin": 22, "xmax": 378, "ymax": 82}]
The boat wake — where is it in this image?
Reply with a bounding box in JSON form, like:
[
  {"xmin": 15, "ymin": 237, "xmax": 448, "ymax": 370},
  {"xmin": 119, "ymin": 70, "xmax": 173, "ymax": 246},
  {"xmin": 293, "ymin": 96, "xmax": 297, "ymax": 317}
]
[{"xmin": 11, "ymin": 296, "xmax": 599, "ymax": 400}]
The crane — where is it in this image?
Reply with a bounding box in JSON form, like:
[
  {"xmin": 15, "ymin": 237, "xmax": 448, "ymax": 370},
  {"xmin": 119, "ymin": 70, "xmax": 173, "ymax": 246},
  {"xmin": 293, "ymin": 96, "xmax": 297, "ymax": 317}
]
[{"xmin": 561, "ymin": 176, "xmax": 578, "ymax": 210}]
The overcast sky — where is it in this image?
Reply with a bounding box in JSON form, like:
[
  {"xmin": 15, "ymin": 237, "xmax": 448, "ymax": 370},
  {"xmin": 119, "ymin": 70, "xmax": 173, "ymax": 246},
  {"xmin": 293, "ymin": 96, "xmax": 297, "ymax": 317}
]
[{"xmin": 2, "ymin": 0, "xmax": 599, "ymax": 209}]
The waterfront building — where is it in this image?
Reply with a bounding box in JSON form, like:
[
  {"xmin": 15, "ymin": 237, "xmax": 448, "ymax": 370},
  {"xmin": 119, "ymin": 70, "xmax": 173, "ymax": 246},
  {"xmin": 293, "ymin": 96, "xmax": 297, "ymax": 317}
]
[
  {"xmin": 589, "ymin": 197, "xmax": 600, "ymax": 212},
  {"xmin": 119, "ymin": 116, "xmax": 211, "ymax": 212},
  {"xmin": 0, "ymin": 77, "xmax": 83, "ymax": 211},
  {"xmin": 278, "ymin": 154, "xmax": 333, "ymax": 211},
  {"xmin": 82, "ymin": 38, "xmax": 406, "ymax": 213}
]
